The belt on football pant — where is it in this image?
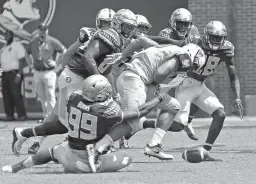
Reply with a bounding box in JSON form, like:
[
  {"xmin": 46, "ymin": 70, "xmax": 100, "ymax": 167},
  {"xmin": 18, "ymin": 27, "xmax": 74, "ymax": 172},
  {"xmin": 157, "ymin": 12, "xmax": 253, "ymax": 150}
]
[{"xmin": 34, "ymin": 67, "xmax": 55, "ymax": 71}]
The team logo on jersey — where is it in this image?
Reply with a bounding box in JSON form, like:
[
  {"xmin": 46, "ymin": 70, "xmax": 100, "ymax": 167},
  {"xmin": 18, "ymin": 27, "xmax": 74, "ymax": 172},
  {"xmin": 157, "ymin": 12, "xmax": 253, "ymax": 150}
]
[
  {"xmin": 65, "ymin": 77, "xmax": 71, "ymax": 83},
  {"xmin": 0, "ymin": 0, "xmax": 56, "ymax": 44}
]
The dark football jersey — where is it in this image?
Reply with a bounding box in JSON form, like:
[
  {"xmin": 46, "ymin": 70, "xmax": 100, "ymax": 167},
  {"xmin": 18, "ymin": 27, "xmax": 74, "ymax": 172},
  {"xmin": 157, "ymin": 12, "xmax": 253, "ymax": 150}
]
[
  {"xmin": 67, "ymin": 28, "xmax": 124, "ymax": 78},
  {"xmin": 158, "ymin": 25, "xmax": 200, "ymax": 45},
  {"xmin": 66, "ymin": 91, "xmax": 121, "ymax": 150},
  {"xmin": 192, "ymin": 39, "xmax": 235, "ymax": 77}
]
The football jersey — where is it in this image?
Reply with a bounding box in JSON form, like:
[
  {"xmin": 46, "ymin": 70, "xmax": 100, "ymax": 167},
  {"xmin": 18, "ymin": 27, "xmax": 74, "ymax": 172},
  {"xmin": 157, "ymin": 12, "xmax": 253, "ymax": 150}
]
[
  {"xmin": 125, "ymin": 44, "xmax": 188, "ymax": 84},
  {"xmin": 158, "ymin": 25, "xmax": 200, "ymax": 45},
  {"xmin": 67, "ymin": 27, "xmax": 97, "ymax": 78},
  {"xmin": 68, "ymin": 28, "xmax": 125, "ymax": 78},
  {"xmin": 187, "ymin": 39, "xmax": 235, "ymax": 80},
  {"xmin": 66, "ymin": 91, "xmax": 121, "ymax": 150}
]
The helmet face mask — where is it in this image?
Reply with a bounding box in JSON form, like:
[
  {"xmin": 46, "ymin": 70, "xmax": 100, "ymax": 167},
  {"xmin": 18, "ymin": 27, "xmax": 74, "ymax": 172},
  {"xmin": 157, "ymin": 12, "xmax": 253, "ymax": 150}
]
[
  {"xmin": 169, "ymin": 8, "xmax": 192, "ymax": 39},
  {"xmin": 96, "ymin": 8, "xmax": 115, "ymax": 29},
  {"xmin": 203, "ymin": 21, "xmax": 227, "ymax": 51},
  {"xmin": 136, "ymin": 14, "xmax": 152, "ymax": 35},
  {"xmin": 111, "ymin": 9, "xmax": 137, "ymax": 41},
  {"xmin": 175, "ymin": 20, "xmax": 192, "ymax": 37}
]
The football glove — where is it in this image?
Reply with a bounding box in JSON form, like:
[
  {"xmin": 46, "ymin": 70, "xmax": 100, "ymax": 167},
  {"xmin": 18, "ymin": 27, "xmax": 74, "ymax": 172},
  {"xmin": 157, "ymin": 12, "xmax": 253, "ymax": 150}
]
[
  {"xmin": 78, "ymin": 27, "xmax": 90, "ymax": 43},
  {"xmin": 234, "ymin": 99, "xmax": 243, "ymax": 119}
]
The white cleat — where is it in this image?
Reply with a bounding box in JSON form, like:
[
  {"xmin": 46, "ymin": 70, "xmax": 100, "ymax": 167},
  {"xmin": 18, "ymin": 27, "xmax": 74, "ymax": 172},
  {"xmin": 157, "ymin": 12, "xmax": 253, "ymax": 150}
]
[
  {"xmin": 12, "ymin": 127, "xmax": 27, "ymax": 157},
  {"xmin": 86, "ymin": 144, "xmax": 100, "ymax": 173},
  {"xmin": 144, "ymin": 144, "xmax": 173, "ymax": 161},
  {"xmin": 184, "ymin": 123, "xmax": 199, "ymax": 141},
  {"xmin": 2, "ymin": 165, "xmax": 13, "ymax": 173}
]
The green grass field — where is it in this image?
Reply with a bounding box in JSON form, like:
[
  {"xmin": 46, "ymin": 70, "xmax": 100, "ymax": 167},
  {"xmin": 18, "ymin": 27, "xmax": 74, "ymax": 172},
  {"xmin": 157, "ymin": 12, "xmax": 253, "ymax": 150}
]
[{"xmin": 0, "ymin": 117, "xmax": 256, "ymax": 184}]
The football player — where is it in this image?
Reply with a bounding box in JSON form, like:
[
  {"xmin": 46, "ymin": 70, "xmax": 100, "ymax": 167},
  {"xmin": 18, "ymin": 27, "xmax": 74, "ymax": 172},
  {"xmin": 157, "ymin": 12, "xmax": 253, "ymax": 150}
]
[
  {"xmin": 158, "ymin": 8, "xmax": 200, "ymax": 140},
  {"xmin": 149, "ymin": 21, "xmax": 243, "ymax": 161},
  {"xmin": 86, "ymin": 39, "xmax": 206, "ymax": 167},
  {"xmin": 117, "ymin": 14, "xmax": 153, "ymax": 149},
  {"xmin": 23, "ymin": 8, "xmax": 116, "ymax": 155},
  {"xmin": 3, "ymin": 74, "xmax": 166, "ymax": 173},
  {"xmin": 173, "ymin": 21, "xmax": 243, "ymax": 159},
  {"xmin": 12, "ymin": 9, "xmax": 138, "ymax": 156}
]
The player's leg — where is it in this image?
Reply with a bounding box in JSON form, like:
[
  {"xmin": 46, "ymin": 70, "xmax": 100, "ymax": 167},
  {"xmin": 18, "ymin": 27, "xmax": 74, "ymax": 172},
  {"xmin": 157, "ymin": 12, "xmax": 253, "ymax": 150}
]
[
  {"xmin": 193, "ymin": 85, "xmax": 225, "ymax": 161},
  {"xmin": 144, "ymin": 84, "xmax": 181, "ymax": 160},
  {"xmin": 12, "ymin": 117, "xmax": 68, "ymax": 156},
  {"xmin": 86, "ymin": 71, "xmax": 147, "ymax": 171},
  {"xmin": 2, "ymin": 147, "xmax": 53, "ymax": 173}
]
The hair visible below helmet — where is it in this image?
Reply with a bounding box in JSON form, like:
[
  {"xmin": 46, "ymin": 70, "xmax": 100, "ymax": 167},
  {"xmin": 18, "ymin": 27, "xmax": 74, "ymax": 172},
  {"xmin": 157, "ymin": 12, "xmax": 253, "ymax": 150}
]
[
  {"xmin": 182, "ymin": 43, "xmax": 206, "ymax": 73},
  {"xmin": 82, "ymin": 75, "xmax": 112, "ymax": 102},
  {"xmin": 169, "ymin": 8, "xmax": 192, "ymax": 39},
  {"xmin": 136, "ymin": 14, "xmax": 152, "ymax": 35},
  {"xmin": 203, "ymin": 21, "xmax": 227, "ymax": 51},
  {"xmin": 96, "ymin": 8, "xmax": 115, "ymax": 29},
  {"xmin": 111, "ymin": 9, "xmax": 138, "ymax": 41}
]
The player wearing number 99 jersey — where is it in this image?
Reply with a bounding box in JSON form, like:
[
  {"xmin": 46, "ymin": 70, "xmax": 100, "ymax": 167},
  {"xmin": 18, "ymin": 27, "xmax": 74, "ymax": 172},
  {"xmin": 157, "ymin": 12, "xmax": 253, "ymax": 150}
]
[{"xmin": 4, "ymin": 75, "xmax": 165, "ymax": 173}]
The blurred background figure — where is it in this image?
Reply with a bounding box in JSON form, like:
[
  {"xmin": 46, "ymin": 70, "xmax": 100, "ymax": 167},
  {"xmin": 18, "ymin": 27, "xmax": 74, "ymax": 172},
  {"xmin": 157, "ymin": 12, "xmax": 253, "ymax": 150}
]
[
  {"xmin": 25, "ymin": 23, "xmax": 66, "ymax": 153},
  {"xmin": 26, "ymin": 23, "xmax": 66, "ymax": 123},
  {"xmin": 0, "ymin": 30, "xmax": 27, "ymax": 121}
]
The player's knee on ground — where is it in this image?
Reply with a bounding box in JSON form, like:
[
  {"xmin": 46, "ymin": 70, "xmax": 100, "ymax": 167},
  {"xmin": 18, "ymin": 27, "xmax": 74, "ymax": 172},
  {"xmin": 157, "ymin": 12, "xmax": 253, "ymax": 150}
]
[
  {"xmin": 212, "ymin": 108, "xmax": 226, "ymax": 120},
  {"xmin": 168, "ymin": 121, "xmax": 184, "ymax": 132},
  {"xmin": 97, "ymin": 151, "xmax": 132, "ymax": 173}
]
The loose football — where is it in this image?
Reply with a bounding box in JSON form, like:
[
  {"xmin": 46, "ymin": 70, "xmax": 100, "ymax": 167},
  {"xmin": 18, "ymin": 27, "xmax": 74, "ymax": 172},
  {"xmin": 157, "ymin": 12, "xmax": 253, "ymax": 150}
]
[{"xmin": 182, "ymin": 147, "xmax": 209, "ymax": 163}]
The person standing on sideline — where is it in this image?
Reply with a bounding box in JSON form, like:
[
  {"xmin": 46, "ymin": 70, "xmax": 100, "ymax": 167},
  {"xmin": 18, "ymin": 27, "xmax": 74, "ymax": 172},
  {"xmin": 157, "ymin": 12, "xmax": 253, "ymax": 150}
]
[
  {"xmin": 0, "ymin": 30, "xmax": 28, "ymax": 121},
  {"xmin": 26, "ymin": 23, "xmax": 66, "ymax": 153}
]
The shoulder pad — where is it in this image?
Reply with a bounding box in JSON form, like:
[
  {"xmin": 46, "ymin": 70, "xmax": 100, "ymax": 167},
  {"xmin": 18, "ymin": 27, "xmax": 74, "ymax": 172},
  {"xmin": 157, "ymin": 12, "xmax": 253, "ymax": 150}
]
[
  {"xmin": 66, "ymin": 91, "xmax": 79, "ymax": 106},
  {"xmin": 81, "ymin": 27, "xmax": 97, "ymax": 39},
  {"xmin": 90, "ymin": 98, "xmax": 121, "ymax": 117},
  {"xmin": 221, "ymin": 40, "xmax": 235, "ymax": 57},
  {"xmin": 158, "ymin": 28, "xmax": 173, "ymax": 37},
  {"xmin": 92, "ymin": 28, "xmax": 122, "ymax": 50},
  {"xmin": 187, "ymin": 25, "xmax": 201, "ymax": 44}
]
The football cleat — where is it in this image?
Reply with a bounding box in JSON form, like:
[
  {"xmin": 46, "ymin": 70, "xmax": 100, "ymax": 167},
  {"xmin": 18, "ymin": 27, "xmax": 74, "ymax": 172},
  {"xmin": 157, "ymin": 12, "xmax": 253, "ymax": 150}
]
[
  {"xmin": 12, "ymin": 127, "xmax": 27, "ymax": 156},
  {"xmin": 119, "ymin": 137, "xmax": 129, "ymax": 149},
  {"xmin": 184, "ymin": 123, "xmax": 199, "ymax": 141},
  {"xmin": 2, "ymin": 165, "xmax": 13, "ymax": 173},
  {"xmin": 203, "ymin": 153, "xmax": 223, "ymax": 162},
  {"xmin": 144, "ymin": 144, "xmax": 173, "ymax": 160},
  {"xmin": 86, "ymin": 144, "xmax": 101, "ymax": 173},
  {"xmin": 28, "ymin": 142, "xmax": 40, "ymax": 154}
]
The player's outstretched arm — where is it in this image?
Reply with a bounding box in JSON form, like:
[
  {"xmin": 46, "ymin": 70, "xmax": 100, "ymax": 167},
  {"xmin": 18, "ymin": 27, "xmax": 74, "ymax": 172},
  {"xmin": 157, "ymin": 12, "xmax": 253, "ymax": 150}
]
[
  {"xmin": 153, "ymin": 56, "xmax": 180, "ymax": 84},
  {"xmin": 225, "ymin": 57, "xmax": 243, "ymax": 118},
  {"xmin": 120, "ymin": 35, "xmax": 159, "ymax": 60},
  {"xmin": 62, "ymin": 40, "xmax": 85, "ymax": 66},
  {"xmin": 147, "ymin": 35, "xmax": 185, "ymax": 47}
]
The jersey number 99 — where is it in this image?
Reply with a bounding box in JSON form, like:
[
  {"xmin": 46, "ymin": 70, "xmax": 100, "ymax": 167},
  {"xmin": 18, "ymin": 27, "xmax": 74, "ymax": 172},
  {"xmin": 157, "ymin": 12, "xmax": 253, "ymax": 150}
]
[{"xmin": 68, "ymin": 107, "xmax": 98, "ymax": 140}]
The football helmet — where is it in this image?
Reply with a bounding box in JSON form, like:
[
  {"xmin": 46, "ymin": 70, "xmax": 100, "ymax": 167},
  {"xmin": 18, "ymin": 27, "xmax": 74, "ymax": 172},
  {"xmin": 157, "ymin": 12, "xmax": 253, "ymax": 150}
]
[
  {"xmin": 136, "ymin": 14, "xmax": 152, "ymax": 35},
  {"xmin": 182, "ymin": 43, "xmax": 206, "ymax": 73},
  {"xmin": 169, "ymin": 8, "xmax": 192, "ymax": 39},
  {"xmin": 203, "ymin": 21, "xmax": 227, "ymax": 51},
  {"xmin": 96, "ymin": 8, "xmax": 115, "ymax": 29},
  {"xmin": 111, "ymin": 9, "xmax": 138, "ymax": 41},
  {"xmin": 82, "ymin": 75, "xmax": 112, "ymax": 102}
]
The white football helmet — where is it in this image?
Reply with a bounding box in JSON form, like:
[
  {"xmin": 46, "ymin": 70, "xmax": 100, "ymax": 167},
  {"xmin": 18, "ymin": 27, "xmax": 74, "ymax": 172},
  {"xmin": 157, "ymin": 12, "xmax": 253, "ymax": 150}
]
[
  {"xmin": 203, "ymin": 21, "xmax": 227, "ymax": 51},
  {"xmin": 169, "ymin": 8, "xmax": 192, "ymax": 39},
  {"xmin": 182, "ymin": 43, "xmax": 206, "ymax": 73},
  {"xmin": 111, "ymin": 9, "xmax": 138, "ymax": 41},
  {"xmin": 82, "ymin": 75, "xmax": 112, "ymax": 102},
  {"xmin": 136, "ymin": 14, "xmax": 152, "ymax": 35},
  {"xmin": 96, "ymin": 8, "xmax": 115, "ymax": 29}
]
